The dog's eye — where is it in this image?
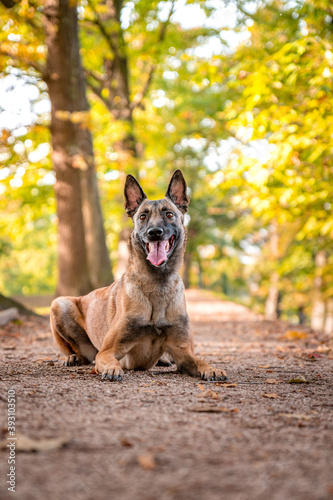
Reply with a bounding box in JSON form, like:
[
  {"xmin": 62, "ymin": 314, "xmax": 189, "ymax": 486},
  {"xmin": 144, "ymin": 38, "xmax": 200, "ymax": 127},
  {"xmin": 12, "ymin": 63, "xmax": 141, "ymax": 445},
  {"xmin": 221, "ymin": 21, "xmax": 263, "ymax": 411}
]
[
  {"xmin": 166, "ymin": 212, "xmax": 174, "ymax": 219},
  {"xmin": 139, "ymin": 214, "xmax": 146, "ymax": 221}
]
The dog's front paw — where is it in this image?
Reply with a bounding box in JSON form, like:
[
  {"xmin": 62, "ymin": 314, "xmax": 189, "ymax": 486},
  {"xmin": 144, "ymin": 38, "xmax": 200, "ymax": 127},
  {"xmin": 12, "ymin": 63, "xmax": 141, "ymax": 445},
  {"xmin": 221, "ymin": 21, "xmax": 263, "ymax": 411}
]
[
  {"xmin": 102, "ymin": 367, "xmax": 124, "ymax": 382},
  {"xmin": 64, "ymin": 354, "xmax": 89, "ymax": 367},
  {"xmin": 199, "ymin": 367, "xmax": 228, "ymax": 381},
  {"xmin": 95, "ymin": 354, "xmax": 124, "ymax": 382},
  {"xmin": 96, "ymin": 363, "xmax": 124, "ymax": 382}
]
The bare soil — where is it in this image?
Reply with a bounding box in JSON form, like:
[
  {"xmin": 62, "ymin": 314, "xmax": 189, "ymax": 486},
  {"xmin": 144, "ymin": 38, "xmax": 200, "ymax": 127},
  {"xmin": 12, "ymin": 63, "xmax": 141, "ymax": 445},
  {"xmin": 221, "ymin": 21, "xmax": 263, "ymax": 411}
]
[{"xmin": 0, "ymin": 290, "xmax": 332, "ymax": 500}]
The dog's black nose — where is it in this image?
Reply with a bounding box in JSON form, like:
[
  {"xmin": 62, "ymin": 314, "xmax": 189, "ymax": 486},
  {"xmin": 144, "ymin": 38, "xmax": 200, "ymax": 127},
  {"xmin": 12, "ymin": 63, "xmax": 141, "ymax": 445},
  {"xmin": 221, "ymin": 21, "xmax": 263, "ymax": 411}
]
[{"xmin": 147, "ymin": 227, "xmax": 164, "ymax": 238}]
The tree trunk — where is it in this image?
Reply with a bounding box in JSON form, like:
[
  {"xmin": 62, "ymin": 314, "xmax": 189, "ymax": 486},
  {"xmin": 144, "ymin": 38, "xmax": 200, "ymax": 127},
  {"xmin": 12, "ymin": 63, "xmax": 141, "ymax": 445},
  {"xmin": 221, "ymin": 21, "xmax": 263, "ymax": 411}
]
[
  {"xmin": 311, "ymin": 250, "xmax": 326, "ymax": 331},
  {"xmin": 324, "ymin": 299, "xmax": 333, "ymax": 335},
  {"xmin": 78, "ymin": 129, "xmax": 114, "ymax": 288},
  {"xmin": 221, "ymin": 272, "xmax": 229, "ymax": 296},
  {"xmin": 197, "ymin": 258, "xmax": 204, "ymax": 289},
  {"xmin": 115, "ymin": 226, "xmax": 131, "ymax": 279},
  {"xmin": 298, "ymin": 306, "xmax": 306, "ymax": 326},
  {"xmin": 84, "ymin": 0, "xmax": 143, "ymax": 277},
  {"xmin": 182, "ymin": 251, "xmax": 192, "ymax": 289},
  {"xmin": 265, "ymin": 222, "xmax": 280, "ymax": 320},
  {"xmin": 43, "ymin": 0, "xmax": 112, "ymax": 296},
  {"xmin": 265, "ymin": 272, "xmax": 280, "ymax": 320},
  {"xmin": 0, "ymin": 294, "xmax": 37, "ymax": 316}
]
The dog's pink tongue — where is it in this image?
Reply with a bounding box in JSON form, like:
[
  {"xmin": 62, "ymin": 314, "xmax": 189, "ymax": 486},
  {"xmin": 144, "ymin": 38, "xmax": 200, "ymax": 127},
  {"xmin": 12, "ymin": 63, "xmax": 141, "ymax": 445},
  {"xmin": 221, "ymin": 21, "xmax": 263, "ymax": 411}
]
[{"xmin": 147, "ymin": 241, "xmax": 168, "ymax": 266}]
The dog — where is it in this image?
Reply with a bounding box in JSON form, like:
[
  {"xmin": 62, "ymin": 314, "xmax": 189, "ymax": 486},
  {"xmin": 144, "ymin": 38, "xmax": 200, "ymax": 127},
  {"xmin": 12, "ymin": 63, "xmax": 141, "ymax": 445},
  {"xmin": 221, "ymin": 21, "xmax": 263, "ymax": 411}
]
[{"xmin": 50, "ymin": 170, "xmax": 227, "ymax": 382}]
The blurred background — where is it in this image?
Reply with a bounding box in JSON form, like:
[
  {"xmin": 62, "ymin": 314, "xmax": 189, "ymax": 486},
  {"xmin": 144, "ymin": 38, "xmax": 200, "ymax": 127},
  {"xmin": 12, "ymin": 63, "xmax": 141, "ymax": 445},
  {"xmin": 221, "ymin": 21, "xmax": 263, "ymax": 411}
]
[{"xmin": 0, "ymin": 0, "xmax": 332, "ymax": 331}]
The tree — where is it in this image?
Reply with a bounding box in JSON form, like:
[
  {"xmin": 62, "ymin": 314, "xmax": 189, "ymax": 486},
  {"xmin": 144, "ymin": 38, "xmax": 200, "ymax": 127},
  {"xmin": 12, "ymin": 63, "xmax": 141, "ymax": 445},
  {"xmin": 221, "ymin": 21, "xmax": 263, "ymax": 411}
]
[
  {"xmin": 218, "ymin": 0, "xmax": 333, "ymax": 325},
  {"xmin": 80, "ymin": 0, "xmax": 227, "ymax": 276},
  {"xmin": 0, "ymin": 0, "xmax": 113, "ymax": 295}
]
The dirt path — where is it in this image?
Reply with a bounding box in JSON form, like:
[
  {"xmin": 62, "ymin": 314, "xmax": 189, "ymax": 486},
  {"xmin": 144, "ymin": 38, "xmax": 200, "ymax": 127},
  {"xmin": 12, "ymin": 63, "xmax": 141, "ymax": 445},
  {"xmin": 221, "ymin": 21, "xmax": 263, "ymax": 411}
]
[{"xmin": 0, "ymin": 290, "xmax": 332, "ymax": 500}]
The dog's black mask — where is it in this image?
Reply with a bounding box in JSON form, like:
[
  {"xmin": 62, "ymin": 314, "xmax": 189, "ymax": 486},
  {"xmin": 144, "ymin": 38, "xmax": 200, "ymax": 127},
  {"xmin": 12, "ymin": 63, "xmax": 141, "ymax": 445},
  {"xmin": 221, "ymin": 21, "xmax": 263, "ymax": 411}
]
[{"xmin": 124, "ymin": 170, "xmax": 189, "ymax": 268}]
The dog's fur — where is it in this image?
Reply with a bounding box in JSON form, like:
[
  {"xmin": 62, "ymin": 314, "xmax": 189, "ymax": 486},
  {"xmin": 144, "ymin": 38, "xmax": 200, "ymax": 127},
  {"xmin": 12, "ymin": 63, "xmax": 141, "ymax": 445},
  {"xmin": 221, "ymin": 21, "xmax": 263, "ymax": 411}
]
[{"xmin": 50, "ymin": 170, "xmax": 227, "ymax": 382}]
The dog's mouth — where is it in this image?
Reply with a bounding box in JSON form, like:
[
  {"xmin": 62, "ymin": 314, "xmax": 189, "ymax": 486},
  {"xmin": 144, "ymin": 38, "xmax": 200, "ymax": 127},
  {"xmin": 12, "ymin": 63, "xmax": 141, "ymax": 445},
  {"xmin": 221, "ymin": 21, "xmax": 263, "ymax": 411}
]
[{"xmin": 145, "ymin": 236, "xmax": 175, "ymax": 267}]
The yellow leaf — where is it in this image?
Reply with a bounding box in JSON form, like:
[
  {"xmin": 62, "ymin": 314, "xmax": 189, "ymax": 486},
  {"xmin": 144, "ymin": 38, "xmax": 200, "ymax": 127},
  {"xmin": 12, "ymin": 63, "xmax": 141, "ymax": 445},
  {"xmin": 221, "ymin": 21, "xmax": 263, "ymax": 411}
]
[
  {"xmin": 265, "ymin": 379, "xmax": 279, "ymax": 384},
  {"xmin": 283, "ymin": 330, "xmax": 308, "ymax": 340},
  {"xmin": 288, "ymin": 376, "xmax": 309, "ymax": 384},
  {"xmin": 279, "ymin": 413, "xmax": 312, "ymax": 420}
]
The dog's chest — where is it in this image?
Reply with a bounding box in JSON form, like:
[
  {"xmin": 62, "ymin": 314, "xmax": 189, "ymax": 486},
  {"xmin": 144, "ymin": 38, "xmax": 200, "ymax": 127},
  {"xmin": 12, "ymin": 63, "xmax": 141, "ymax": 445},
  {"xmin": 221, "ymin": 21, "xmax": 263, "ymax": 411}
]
[
  {"xmin": 125, "ymin": 277, "xmax": 185, "ymax": 327},
  {"xmin": 149, "ymin": 293, "xmax": 168, "ymax": 325}
]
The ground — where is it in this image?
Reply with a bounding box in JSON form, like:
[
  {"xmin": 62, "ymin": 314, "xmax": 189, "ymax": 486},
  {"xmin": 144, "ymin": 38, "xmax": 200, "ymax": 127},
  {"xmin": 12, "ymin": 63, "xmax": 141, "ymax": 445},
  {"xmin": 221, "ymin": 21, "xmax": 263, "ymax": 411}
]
[{"xmin": 0, "ymin": 290, "xmax": 332, "ymax": 500}]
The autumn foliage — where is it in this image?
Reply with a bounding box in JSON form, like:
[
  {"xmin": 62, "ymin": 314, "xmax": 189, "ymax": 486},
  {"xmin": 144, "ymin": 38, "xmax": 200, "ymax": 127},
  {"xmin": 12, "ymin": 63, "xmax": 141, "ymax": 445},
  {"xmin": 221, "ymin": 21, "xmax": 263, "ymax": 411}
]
[{"xmin": 0, "ymin": 0, "xmax": 332, "ymax": 331}]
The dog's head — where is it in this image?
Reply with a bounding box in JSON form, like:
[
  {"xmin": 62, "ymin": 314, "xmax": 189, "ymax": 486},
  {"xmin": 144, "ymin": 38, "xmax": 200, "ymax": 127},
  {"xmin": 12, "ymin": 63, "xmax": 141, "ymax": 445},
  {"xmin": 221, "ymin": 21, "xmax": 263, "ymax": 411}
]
[{"xmin": 124, "ymin": 170, "xmax": 189, "ymax": 269}]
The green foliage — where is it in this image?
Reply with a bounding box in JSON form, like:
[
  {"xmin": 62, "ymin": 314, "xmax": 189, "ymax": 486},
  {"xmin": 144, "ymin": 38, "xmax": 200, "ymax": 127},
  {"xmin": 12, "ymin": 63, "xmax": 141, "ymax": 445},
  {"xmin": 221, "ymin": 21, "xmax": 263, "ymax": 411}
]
[
  {"xmin": 217, "ymin": 0, "xmax": 333, "ymax": 318},
  {"xmin": 0, "ymin": 125, "xmax": 57, "ymax": 295},
  {"xmin": 0, "ymin": 0, "xmax": 332, "ymax": 326}
]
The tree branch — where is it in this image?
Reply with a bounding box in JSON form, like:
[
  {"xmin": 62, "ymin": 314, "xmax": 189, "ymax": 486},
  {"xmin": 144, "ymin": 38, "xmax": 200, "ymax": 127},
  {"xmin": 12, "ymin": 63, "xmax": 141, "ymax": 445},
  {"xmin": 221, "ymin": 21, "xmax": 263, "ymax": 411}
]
[
  {"xmin": 0, "ymin": 0, "xmax": 44, "ymax": 34},
  {"xmin": 159, "ymin": 0, "xmax": 176, "ymax": 42},
  {"xmin": 86, "ymin": 0, "xmax": 120, "ymax": 57},
  {"xmin": 0, "ymin": 0, "xmax": 16, "ymax": 8},
  {"xmin": 131, "ymin": 0, "xmax": 176, "ymax": 110},
  {"xmin": 85, "ymin": 77, "xmax": 113, "ymax": 112},
  {"xmin": 0, "ymin": 47, "xmax": 47, "ymax": 78},
  {"xmin": 85, "ymin": 68, "xmax": 105, "ymax": 84},
  {"xmin": 130, "ymin": 64, "xmax": 155, "ymax": 110}
]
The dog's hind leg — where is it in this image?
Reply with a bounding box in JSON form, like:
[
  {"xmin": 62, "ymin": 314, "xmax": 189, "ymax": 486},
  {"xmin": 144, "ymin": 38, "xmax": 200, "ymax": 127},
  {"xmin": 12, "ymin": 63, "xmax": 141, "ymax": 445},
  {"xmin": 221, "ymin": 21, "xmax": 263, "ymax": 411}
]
[{"xmin": 50, "ymin": 297, "xmax": 98, "ymax": 366}]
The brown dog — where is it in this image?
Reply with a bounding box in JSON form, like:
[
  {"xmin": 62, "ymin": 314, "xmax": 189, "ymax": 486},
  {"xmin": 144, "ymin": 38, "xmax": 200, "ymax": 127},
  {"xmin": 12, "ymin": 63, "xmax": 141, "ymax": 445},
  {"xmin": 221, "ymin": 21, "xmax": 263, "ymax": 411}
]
[{"xmin": 50, "ymin": 170, "xmax": 227, "ymax": 382}]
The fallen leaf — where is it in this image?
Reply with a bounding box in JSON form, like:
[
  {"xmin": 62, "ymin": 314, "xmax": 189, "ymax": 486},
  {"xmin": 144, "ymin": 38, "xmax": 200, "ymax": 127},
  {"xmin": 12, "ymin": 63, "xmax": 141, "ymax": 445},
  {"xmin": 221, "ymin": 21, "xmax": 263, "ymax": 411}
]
[
  {"xmin": 187, "ymin": 405, "xmax": 238, "ymax": 413},
  {"xmin": 279, "ymin": 413, "xmax": 312, "ymax": 421},
  {"xmin": 0, "ymin": 434, "xmax": 69, "ymax": 452},
  {"xmin": 137, "ymin": 453, "xmax": 156, "ymax": 470},
  {"xmin": 276, "ymin": 346, "xmax": 286, "ymax": 352},
  {"xmin": 262, "ymin": 393, "xmax": 279, "ymax": 399},
  {"xmin": 265, "ymin": 379, "xmax": 279, "ymax": 384},
  {"xmin": 197, "ymin": 384, "xmax": 205, "ymax": 391},
  {"xmin": 121, "ymin": 437, "xmax": 133, "ymax": 448},
  {"xmin": 288, "ymin": 375, "xmax": 309, "ymax": 384},
  {"xmin": 282, "ymin": 330, "xmax": 308, "ymax": 341},
  {"xmin": 199, "ymin": 380, "xmax": 230, "ymax": 385},
  {"xmin": 196, "ymin": 389, "xmax": 220, "ymax": 400},
  {"xmin": 316, "ymin": 345, "xmax": 331, "ymax": 354},
  {"xmin": 327, "ymin": 484, "xmax": 333, "ymax": 496},
  {"xmin": 293, "ymin": 355, "xmax": 317, "ymax": 362},
  {"xmin": 257, "ymin": 365, "xmax": 270, "ymax": 369},
  {"xmin": 36, "ymin": 356, "xmax": 52, "ymax": 363},
  {"xmin": 89, "ymin": 368, "xmax": 97, "ymax": 374}
]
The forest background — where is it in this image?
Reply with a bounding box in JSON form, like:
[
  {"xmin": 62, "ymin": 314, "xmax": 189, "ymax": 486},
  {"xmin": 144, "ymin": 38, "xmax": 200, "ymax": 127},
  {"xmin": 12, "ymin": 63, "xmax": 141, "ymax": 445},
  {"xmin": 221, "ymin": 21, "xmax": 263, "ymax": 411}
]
[{"xmin": 0, "ymin": 0, "xmax": 332, "ymax": 333}]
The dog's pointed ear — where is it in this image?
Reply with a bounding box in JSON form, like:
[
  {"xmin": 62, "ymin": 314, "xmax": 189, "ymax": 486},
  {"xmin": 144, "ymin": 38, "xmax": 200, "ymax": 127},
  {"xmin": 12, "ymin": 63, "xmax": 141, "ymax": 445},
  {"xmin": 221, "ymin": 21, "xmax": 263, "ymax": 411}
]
[
  {"xmin": 124, "ymin": 175, "xmax": 147, "ymax": 218},
  {"xmin": 165, "ymin": 170, "xmax": 189, "ymax": 213}
]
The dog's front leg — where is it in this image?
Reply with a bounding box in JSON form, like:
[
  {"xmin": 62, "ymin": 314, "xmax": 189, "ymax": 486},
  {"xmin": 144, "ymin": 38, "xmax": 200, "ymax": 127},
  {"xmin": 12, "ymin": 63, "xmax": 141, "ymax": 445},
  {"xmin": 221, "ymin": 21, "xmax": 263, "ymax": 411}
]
[
  {"xmin": 168, "ymin": 342, "xmax": 227, "ymax": 381},
  {"xmin": 166, "ymin": 324, "xmax": 227, "ymax": 381},
  {"xmin": 95, "ymin": 328, "xmax": 133, "ymax": 381},
  {"xmin": 95, "ymin": 349, "xmax": 124, "ymax": 381}
]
